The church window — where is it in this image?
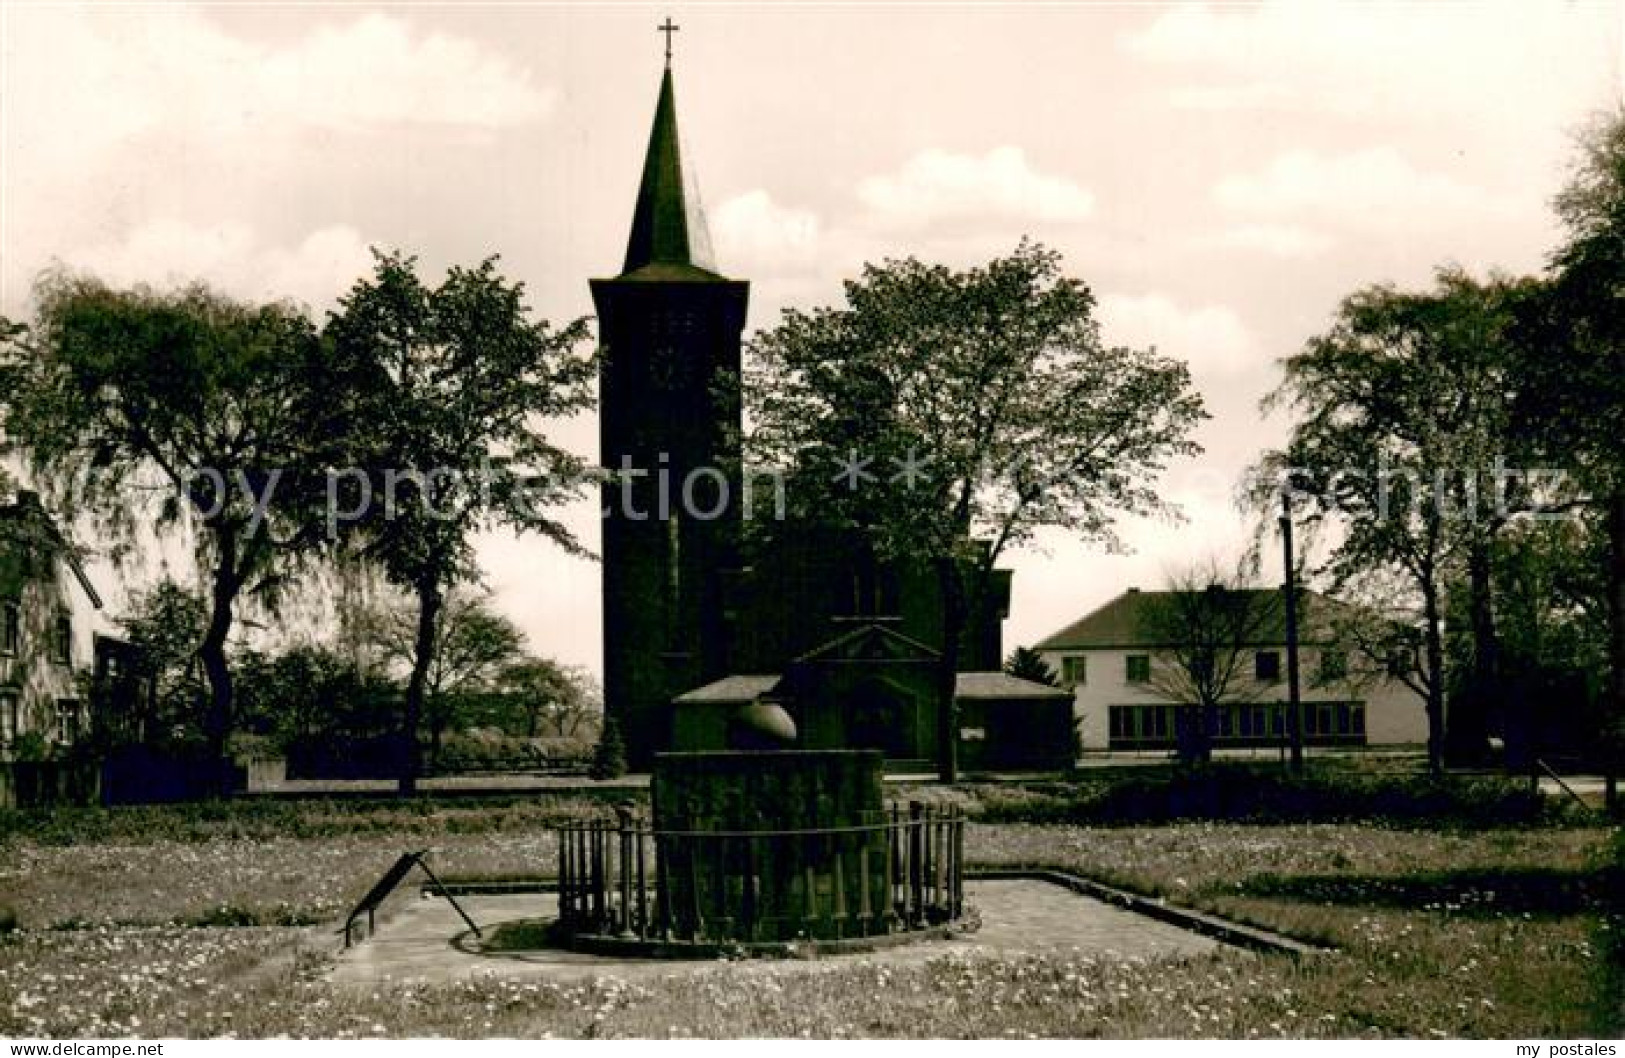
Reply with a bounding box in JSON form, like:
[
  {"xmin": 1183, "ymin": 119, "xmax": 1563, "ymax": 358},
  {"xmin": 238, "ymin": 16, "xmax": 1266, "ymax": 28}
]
[{"xmin": 666, "ymin": 516, "xmax": 682, "ymax": 617}]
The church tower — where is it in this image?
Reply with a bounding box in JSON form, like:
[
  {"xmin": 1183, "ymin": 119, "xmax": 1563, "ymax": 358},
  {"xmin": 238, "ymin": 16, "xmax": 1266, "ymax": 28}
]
[{"xmin": 592, "ymin": 51, "xmax": 749, "ymax": 769}]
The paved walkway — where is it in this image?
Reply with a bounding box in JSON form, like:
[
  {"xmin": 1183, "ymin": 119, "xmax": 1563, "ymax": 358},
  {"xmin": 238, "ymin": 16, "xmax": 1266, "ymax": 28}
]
[{"xmin": 332, "ymin": 879, "xmax": 1223, "ymax": 987}]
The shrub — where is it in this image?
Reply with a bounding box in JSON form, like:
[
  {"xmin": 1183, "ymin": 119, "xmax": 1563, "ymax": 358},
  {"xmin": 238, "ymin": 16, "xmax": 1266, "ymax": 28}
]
[
  {"xmin": 969, "ymin": 764, "xmax": 1575, "ymax": 827},
  {"xmin": 589, "ymin": 717, "xmax": 627, "ymax": 780}
]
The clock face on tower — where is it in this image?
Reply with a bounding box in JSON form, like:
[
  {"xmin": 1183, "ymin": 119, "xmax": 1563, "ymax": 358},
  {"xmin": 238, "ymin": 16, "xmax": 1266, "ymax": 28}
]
[
  {"xmin": 649, "ymin": 345, "xmax": 686, "ymax": 392},
  {"xmin": 647, "ymin": 310, "xmax": 697, "ymax": 392}
]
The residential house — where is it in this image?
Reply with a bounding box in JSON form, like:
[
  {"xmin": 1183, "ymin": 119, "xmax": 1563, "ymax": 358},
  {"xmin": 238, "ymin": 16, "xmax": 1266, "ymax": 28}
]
[
  {"xmin": 0, "ymin": 490, "xmax": 109, "ymax": 760},
  {"xmin": 1035, "ymin": 587, "xmax": 1427, "ymax": 754}
]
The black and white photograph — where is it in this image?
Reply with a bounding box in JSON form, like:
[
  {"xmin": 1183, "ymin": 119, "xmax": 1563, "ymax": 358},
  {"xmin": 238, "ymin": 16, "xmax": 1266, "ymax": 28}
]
[{"xmin": 0, "ymin": 1, "xmax": 1622, "ymax": 1043}]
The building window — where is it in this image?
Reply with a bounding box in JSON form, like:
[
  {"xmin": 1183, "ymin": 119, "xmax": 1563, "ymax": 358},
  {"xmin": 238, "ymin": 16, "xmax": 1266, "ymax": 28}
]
[
  {"xmin": 1, "ymin": 602, "xmax": 18, "ymax": 656},
  {"xmin": 1386, "ymin": 647, "xmax": 1413, "ymax": 678},
  {"xmin": 1125, "ymin": 654, "xmax": 1151, "ymax": 683},
  {"xmin": 55, "ymin": 699, "xmax": 81, "ymax": 743},
  {"xmin": 1318, "ymin": 648, "xmax": 1347, "ymax": 682},
  {"xmin": 1061, "ymin": 655, "xmax": 1087, "ymax": 687},
  {"xmin": 1108, "ymin": 704, "xmax": 1177, "ymax": 747},
  {"xmin": 0, "ymin": 691, "xmax": 17, "ymax": 744},
  {"xmin": 53, "ymin": 613, "xmax": 72, "ymax": 665},
  {"xmin": 1255, "ymin": 650, "xmax": 1281, "ymax": 683}
]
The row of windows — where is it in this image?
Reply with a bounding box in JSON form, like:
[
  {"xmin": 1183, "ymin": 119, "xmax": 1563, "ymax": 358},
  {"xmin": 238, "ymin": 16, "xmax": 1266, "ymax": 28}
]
[
  {"xmin": 1055, "ymin": 648, "xmax": 1360, "ymax": 688},
  {"xmin": 0, "ymin": 693, "xmax": 81, "ymax": 745},
  {"xmin": 1107, "ymin": 702, "xmax": 1367, "ymax": 747},
  {"xmin": 0, "ymin": 601, "xmax": 72, "ymax": 664}
]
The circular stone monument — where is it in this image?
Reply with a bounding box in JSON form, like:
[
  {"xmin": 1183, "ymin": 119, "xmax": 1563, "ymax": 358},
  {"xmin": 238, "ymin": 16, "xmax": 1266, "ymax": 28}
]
[{"xmin": 553, "ymin": 747, "xmax": 968, "ymax": 955}]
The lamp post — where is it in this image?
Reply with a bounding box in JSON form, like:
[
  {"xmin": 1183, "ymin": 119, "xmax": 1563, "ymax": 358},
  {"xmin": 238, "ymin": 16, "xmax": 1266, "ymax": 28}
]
[{"xmin": 1280, "ymin": 489, "xmax": 1305, "ymax": 775}]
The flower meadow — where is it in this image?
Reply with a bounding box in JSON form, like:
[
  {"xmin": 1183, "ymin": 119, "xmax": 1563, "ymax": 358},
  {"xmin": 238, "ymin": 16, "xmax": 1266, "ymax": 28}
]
[{"xmin": 0, "ymin": 800, "xmax": 1618, "ymax": 1038}]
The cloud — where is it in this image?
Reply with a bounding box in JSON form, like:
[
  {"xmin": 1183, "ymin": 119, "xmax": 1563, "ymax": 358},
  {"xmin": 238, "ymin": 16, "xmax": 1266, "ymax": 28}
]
[
  {"xmin": 1205, "ymin": 223, "xmax": 1333, "ymax": 258},
  {"xmin": 1122, "ymin": 1, "xmax": 1617, "ymax": 123},
  {"xmin": 254, "ymin": 13, "xmax": 556, "ymax": 131},
  {"xmin": 857, "ymin": 147, "xmax": 1096, "ymax": 229},
  {"xmin": 65, "ymin": 220, "xmax": 375, "ymax": 313},
  {"xmin": 6, "ymin": 6, "xmax": 553, "ymax": 162},
  {"xmin": 1213, "ymin": 147, "xmax": 1511, "ymax": 223},
  {"xmin": 2, "ymin": 7, "xmax": 553, "ymax": 314},
  {"xmin": 1096, "ymin": 292, "xmax": 1260, "ymax": 377},
  {"xmin": 712, "ymin": 191, "xmax": 822, "ymax": 272}
]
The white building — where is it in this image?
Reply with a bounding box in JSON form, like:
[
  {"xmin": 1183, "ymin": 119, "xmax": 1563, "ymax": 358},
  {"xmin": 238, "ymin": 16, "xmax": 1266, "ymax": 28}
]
[
  {"xmin": 0, "ymin": 490, "xmax": 112, "ymax": 758},
  {"xmin": 1034, "ymin": 587, "xmax": 1428, "ymax": 754}
]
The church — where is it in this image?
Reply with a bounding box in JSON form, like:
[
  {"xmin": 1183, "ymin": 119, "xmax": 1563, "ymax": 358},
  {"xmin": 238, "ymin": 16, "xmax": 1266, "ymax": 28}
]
[{"xmin": 592, "ymin": 47, "xmax": 1073, "ymax": 773}]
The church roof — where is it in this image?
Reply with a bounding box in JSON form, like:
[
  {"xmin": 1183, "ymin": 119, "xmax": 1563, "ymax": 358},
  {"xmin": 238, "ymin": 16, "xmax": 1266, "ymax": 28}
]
[
  {"xmin": 673, "ymin": 674, "xmax": 781, "ymax": 704},
  {"xmin": 791, "ymin": 621, "xmax": 941, "ymax": 665},
  {"xmin": 616, "ymin": 67, "xmax": 725, "ymax": 281}
]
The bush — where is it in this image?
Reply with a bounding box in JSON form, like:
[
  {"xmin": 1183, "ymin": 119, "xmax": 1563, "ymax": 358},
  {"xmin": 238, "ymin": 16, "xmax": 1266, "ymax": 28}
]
[
  {"xmin": 968, "ymin": 764, "xmax": 1575, "ymax": 827},
  {"xmin": 589, "ymin": 717, "xmax": 627, "ymax": 780}
]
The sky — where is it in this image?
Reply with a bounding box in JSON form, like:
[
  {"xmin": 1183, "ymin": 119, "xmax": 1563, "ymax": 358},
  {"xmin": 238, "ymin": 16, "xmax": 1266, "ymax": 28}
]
[{"xmin": 2, "ymin": 1, "xmax": 1622, "ymax": 675}]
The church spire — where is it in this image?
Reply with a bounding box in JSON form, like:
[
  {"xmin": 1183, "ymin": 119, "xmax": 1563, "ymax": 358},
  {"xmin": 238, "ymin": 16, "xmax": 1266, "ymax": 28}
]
[{"xmin": 620, "ymin": 64, "xmax": 720, "ymax": 278}]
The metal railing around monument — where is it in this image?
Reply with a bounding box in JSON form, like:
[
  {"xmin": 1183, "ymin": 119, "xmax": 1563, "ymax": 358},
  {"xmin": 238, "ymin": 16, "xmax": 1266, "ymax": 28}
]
[{"xmin": 555, "ymin": 802, "xmax": 965, "ymax": 946}]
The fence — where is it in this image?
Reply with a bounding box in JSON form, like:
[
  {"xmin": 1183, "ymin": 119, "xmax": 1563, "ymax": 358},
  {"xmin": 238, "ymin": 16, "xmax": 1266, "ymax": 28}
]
[
  {"xmin": 555, "ymin": 802, "xmax": 965, "ymax": 946},
  {"xmin": 0, "ymin": 760, "xmax": 99, "ymax": 809}
]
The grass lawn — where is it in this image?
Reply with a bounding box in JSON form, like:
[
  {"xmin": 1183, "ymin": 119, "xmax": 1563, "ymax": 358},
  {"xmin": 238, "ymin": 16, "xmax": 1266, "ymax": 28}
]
[{"xmin": 0, "ymin": 798, "xmax": 1619, "ymax": 1038}]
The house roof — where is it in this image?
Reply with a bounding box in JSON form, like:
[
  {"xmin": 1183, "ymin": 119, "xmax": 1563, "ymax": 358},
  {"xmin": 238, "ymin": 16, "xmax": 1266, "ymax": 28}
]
[
  {"xmin": 953, "ymin": 671, "xmax": 1072, "ymax": 700},
  {"xmin": 1033, "ymin": 587, "xmax": 1354, "ymax": 651},
  {"xmin": 0, "ymin": 490, "xmax": 102, "ymax": 610},
  {"xmin": 674, "ymin": 671, "xmax": 1067, "ymax": 706}
]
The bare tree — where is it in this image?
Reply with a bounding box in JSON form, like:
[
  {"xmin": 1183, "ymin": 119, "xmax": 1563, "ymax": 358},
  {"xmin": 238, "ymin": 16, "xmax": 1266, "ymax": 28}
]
[{"xmin": 1138, "ymin": 558, "xmax": 1283, "ymax": 765}]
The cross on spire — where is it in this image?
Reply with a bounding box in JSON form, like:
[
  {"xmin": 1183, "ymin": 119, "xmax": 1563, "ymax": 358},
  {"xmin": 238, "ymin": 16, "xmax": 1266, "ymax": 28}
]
[{"xmin": 658, "ymin": 17, "xmax": 679, "ymax": 66}]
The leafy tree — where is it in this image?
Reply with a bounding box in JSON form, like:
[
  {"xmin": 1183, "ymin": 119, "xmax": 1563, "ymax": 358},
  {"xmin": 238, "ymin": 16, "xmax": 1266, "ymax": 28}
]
[
  {"xmin": 234, "ymin": 642, "xmax": 398, "ymax": 749},
  {"xmin": 1138, "ymin": 560, "xmax": 1283, "ymax": 765},
  {"xmin": 749, "ymin": 242, "xmax": 1205, "ymax": 781},
  {"xmin": 347, "ymin": 588, "xmax": 525, "ymax": 762},
  {"xmin": 589, "ymin": 715, "xmax": 627, "ymax": 780},
  {"xmin": 323, "ymin": 252, "xmax": 595, "ymax": 792},
  {"xmin": 116, "ymin": 579, "xmax": 208, "ymax": 747},
  {"xmin": 1490, "ymin": 515, "xmax": 1607, "ymax": 682},
  {"xmin": 1255, "ymin": 269, "xmax": 1543, "ymax": 771},
  {"xmin": 1522, "ymin": 107, "xmax": 1625, "ymax": 810},
  {"xmin": 497, "ymin": 658, "xmax": 600, "ymax": 738},
  {"xmin": 0, "ymin": 277, "xmax": 338, "ymax": 775},
  {"xmin": 1002, "ymin": 646, "xmax": 1059, "ymax": 687}
]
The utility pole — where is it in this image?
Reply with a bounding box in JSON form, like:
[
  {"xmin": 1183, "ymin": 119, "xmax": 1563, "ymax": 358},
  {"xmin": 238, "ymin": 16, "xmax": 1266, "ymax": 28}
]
[{"xmin": 1280, "ymin": 488, "xmax": 1305, "ymax": 775}]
